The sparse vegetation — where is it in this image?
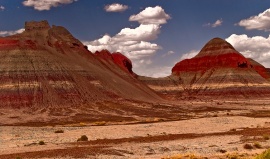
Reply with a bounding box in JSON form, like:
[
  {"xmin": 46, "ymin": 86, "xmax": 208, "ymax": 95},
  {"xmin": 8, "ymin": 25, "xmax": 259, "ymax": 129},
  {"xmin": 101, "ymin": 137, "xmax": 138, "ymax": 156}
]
[
  {"xmin": 79, "ymin": 122, "xmax": 87, "ymax": 127},
  {"xmin": 16, "ymin": 157, "xmax": 21, "ymax": 159},
  {"xmin": 39, "ymin": 141, "xmax": 45, "ymax": 145},
  {"xmin": 255, "ymin": 149, "xmax": 270, "ymax": 159},
  {"xmin": 77, "ymin": 135, "xmax": 88, "ymax": 142},
  {"xmin": 94, "ymin": 121, "xmax": 106, "ymax": 126},
  {"xmin": 253, "ymin": 142, "xmax": 262, "ymax": 149},
  {"xmin": 226, "ymin": 153, "xmax": 238, "ymax": 159},
  {"xmin": 161, "ymin": 153, "xmax": 204, "ymax": 159},
  {"xmin": 54, "ymin": 130, "xmax": 64, "ymax": 133},
  {"xmin": 219, "ymin": 149, "xmax": 227, "ymax": 153},
  {"xmin": 263, "ymin": 134, "xmax": 269, "ymax": 140},
  {"xmin": 243, "ymin": 143, "xmax": 253, "ymax": 149}
]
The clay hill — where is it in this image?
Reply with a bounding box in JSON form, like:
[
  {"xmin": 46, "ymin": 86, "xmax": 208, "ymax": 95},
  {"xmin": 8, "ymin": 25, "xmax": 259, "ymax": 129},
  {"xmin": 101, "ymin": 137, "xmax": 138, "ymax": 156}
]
[
  {"xmin": 0, "ymin": 20, "xmax": 165, "ymax": 125},
  {"xmin": 140, "ymin": 38, "xmax": 270, "ymax": 99}
]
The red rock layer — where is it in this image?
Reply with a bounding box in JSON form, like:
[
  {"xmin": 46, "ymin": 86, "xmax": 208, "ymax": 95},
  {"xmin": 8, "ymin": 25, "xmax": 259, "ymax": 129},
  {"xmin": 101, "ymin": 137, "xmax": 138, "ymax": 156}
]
[
  {"xmin": 172, "ymin": 38, "xmax": 252, "ymax": 74},
  {"xmin": 248, "ymin": 58, "xmax": 270, "ymax": 80},
  {"xmin": 95, "ymin": 50, "xmax": 136, "ymax": 76},
  {"xmin": 111, "ymin": 52, "xmax": 133, "ymax": 75}
]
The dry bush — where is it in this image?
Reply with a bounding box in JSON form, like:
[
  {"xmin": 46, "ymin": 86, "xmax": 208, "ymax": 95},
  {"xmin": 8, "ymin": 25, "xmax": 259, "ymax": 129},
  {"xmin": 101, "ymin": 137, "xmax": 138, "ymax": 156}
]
[
  {"xmin": 253, "ymin": 142, "xmax": 262, "ymax": 149},
  {"xmin": 263, "ymin": 134, "xmax": 269, "ymax": 140},
  {"xmin": 255, "ymin": 149, "xmax": 270, "ymax": 159},
  {"xmin": 243, "ymin": 143, "xmax": 253, "ymax": 149},
  {"xmin": 54, "ymin": 130, "xmax": 64, "ymax": 133},
  {"xmin": 39, "ymin": 141, "xmax": 45, "ymax": 145},
  {"xmin": 77, "ymin": 135, "xmax": 88, "ymax": 142}
]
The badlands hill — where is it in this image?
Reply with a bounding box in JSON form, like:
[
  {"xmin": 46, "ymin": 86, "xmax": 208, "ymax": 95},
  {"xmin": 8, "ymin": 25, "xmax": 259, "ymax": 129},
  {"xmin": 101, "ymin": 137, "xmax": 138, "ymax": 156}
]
[
  {"xmin": 140, "ymin": 38, "xmax": 270, "ymax": 99},
  {"xmin": 0, "ymin": 20, "xmax": 164, "ymax": 125}
]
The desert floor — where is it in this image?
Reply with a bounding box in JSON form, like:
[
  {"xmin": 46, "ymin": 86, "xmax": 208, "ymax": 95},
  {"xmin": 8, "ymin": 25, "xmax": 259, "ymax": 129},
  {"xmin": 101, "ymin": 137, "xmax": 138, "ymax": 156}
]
[{"xmin": 0, "ymin": 100, "xmax": 270, "ymax": 159}]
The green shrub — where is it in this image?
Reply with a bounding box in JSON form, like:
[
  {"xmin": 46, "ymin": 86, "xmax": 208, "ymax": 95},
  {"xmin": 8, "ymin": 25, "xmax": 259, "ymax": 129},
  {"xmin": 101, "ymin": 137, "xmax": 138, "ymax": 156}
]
[
  {"xmin": 255, "ymin": 149, "xmax": 270, "ymax": 159},
  {"xmin": 77, "ymin": 135, "xmax": 88, "ymax": 142}
]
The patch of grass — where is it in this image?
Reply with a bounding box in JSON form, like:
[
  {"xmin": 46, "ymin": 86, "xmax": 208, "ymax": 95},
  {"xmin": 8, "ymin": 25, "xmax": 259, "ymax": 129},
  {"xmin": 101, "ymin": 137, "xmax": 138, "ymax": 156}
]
[
  {"xmin": 161, "ymin": 153, "xmax": 204, "ymax": 159},
  {"xmin": 253, "ymin": 142, "xmax": 262, "ymax": 149},
  {"xmin": 243, "ymin": 143, "xmax": 253, "ymax": 149},
  {"xmin": 94, "ymin": 121, "xmax": 106, "ymax": 126},
  {"xmin": 54, "ymin": 130, "xmax": 64, "ymax": 133},
  {"xmin": 38, "ymin": 141, "xmax": 45, "ymax": 145},
  {"xmin": 79, "ymin": 122, "xmax": 87, "ymax": 127},
  {"xmin": 77, "ymin": 135, "xmax": 88, "ymax": 142},
  {"xmin": 226, "ymin": 153, "xmax": 238, "ymax": 159},
  {"xmin": 255, "ymin": 149, "xmax": 270, "ymax": 159},
  {"xmin": 263, "ymin": 134, "xmax": 269, "ymax": 140}
]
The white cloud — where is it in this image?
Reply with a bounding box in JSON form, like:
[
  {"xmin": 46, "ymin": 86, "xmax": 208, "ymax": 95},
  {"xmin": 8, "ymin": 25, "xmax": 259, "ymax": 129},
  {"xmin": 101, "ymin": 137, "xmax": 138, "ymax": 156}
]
[
  {"xmin": 162, "ymin": 50, "xmax": 175, "ymax": 57},
  {"xmin": 104, "ymin": 3, "xmax": 128, "ymax": 12},
  {"xmin": 180, "ymin": 50, "xmax": 199, "ymax": 60},
  {"xmin": 85, "ymin": 6, "xmax": 170, "ymax": 61},
  {"xmin": 85, "ymin": 6, "xmax": 171, "ymax": 77},
  {"xmin": 134, "ymin": 65, "xmax": 172, "ymax": 78},
  {"xmin": 0, "ymin": 28, "xmax": 25, "ymax": 37},
  {"xmin": 226, "ymin": 34, "xmax": 270, "ymax": 67},
  {"xmin": 129, "ymin": 6, "xmax": 171, "ymax": 25},
  {"xmin": 22, "ymin": 0, "xmax": 77, "ymax": 11},
  {"xmin": 0, "ymin": 5, "xmax": 5, "ymax": 11},
  {"xmin": 238, "ymin": 8, "xmax": 270, "ymax": 31},
  {"xmin": 204, "ymin": 19, "xmax": 223, "ymax": 28},
  {"xmin": 85, "ymin": 33, "xmax": 161, "ymax": 60}
]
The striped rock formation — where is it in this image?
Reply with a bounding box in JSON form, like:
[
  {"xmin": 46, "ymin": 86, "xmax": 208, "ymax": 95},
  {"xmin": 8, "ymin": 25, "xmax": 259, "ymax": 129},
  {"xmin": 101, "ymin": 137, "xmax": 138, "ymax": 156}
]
[
  {"xmin": 0, "ymin": 20, "xmax": 161, "ymax": 108},
  {"xmin": 141, "ymin": 38, "xmax": 270, "ymax": 99}
]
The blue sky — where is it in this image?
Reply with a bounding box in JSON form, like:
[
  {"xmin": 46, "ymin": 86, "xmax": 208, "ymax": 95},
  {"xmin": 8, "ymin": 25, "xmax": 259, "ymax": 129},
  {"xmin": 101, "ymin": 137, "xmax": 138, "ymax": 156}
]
[{"xmin": 1, "ymin": 0, "xmax": 270, "ymax": 77}]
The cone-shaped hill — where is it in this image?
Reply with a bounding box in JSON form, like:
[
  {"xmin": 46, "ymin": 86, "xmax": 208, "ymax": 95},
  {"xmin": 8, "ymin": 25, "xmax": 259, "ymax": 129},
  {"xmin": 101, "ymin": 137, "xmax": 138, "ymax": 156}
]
[
  {"xmin": 140, "ymin": 38, "xmax": 270, "ymax": 99},
  {"xmin": 0, "ymin": 21, "xmax": 164, "ymax": 124}
]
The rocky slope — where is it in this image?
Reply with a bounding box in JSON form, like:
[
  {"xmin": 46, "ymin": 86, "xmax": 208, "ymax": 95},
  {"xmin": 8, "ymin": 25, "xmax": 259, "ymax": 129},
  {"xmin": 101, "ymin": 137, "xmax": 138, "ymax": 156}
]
[
  {"xmin": 140, "ymin": 38, "xmax": 270, "ymax": 99},
  {"xmin": 0, "ymin": 20, "xmax": 164, "ymax": 124}
]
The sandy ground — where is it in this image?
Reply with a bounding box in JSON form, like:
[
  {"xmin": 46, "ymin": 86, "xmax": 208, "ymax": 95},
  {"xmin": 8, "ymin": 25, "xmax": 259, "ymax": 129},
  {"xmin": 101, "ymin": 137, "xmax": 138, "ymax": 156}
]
[
  {"xmin": 0, "ymin": 115, "xmax": 270, "ymax": 159},
  {"xmin": 0, "ymin": 100, "xmax": 270, "ymax": 158}
]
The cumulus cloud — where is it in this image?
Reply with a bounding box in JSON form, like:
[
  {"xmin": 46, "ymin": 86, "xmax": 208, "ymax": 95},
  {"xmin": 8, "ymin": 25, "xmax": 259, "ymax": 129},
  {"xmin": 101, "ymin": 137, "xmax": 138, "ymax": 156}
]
[
  {"xmin": 22, "ymin": 0, "xmax": 77, "ymax": 11},
  {"xmin": 238, "ymin": 8, "xmax": 270, "ymax": 31},
  {"xmin": 0, "ymin": 28, "xmax": 25, "ymax": 37},
  {"xmin": 104, "ymin": 3, "xmax": 128, "ymax": 12},
  {"xmin": 85, "ymin": 6, "xmax": 170, "ymax": 61},
  {"xmin": 180, "ymin": 50, "xmax": 199, "ymax": 60},
  {"xmin": 85, "ymin": 33, "xmax": 161, "ymax": 60},
  {"xmin": 204, "ymin": 19, "xmax": 223, "ymax": 28},
  {"xmin": 129, "ymin": 6, "xmax": 171, "ymax": 25},
  {"xmin": 226, "ymin": 34, "xmax": 270, "ymax": 67},
  {"xmin": 0, "ymin": 5, "xmax": 5, "ymax": 11}
]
